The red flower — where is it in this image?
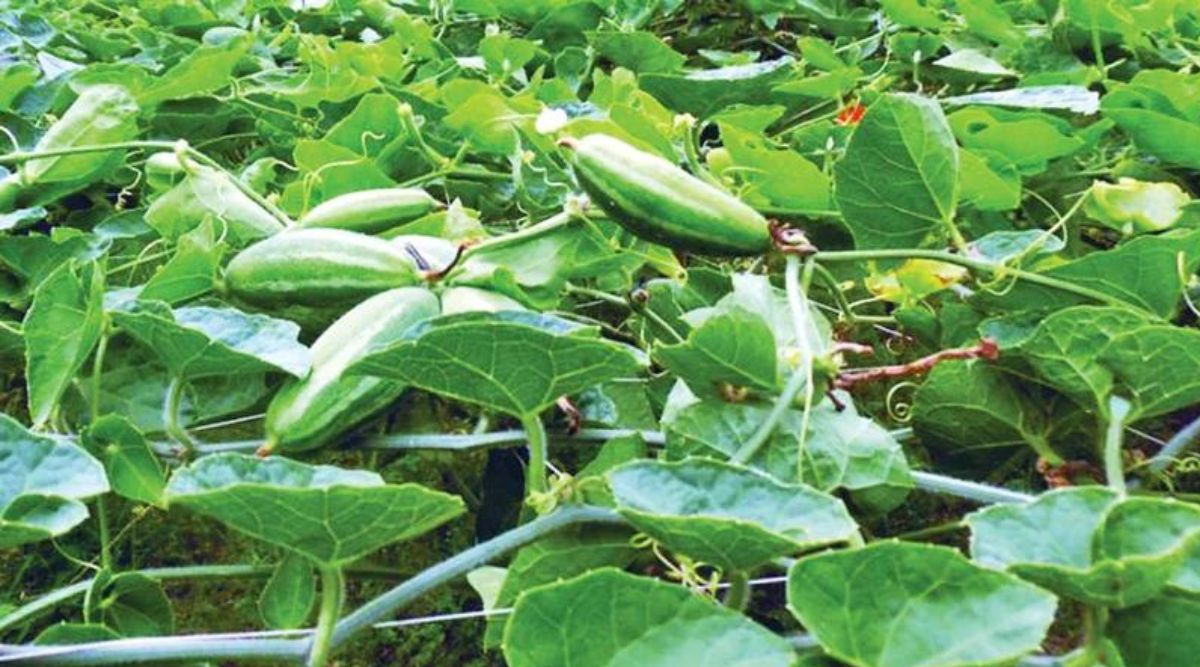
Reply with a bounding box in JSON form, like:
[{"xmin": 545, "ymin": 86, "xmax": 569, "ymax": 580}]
[{"xmin": 835, "ymin": 103, "xmax": 866, "ymax": 126}]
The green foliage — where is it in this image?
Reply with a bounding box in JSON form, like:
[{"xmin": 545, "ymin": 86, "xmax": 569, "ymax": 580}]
[{"xmin": 3, "ymin": 1, "xmax": 1200, "ymax": 665}]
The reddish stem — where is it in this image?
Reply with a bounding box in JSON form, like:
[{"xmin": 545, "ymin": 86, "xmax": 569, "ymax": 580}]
[{"xmin": 834, "ymin": 339, "xmax": 999, "ymax": 390}]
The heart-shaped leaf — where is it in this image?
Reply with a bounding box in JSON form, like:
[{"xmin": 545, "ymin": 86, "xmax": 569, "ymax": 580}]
[
  {"xmin": 23, "ymin": 260, "xmax": 104, "ymax": 428},
  {"xmin": 0, "ymin": 414, "xmax": 108, "ymax": 548},
  {"xmin": 166, "ymin": 453, "xmax": 464, "ymax": 566},
  {"xmin": 348, "ymin": 311, "xmax": 644, "ymax": 418},
  {"xmin": 665, "ymin": 397, "xmax": 912, "ymax": 512},
  {"xmin": 82, "ymin": 415, "xmax": 166, "ymax": 508},
  {"xmin": 609, "ymin": 458, "xmax": 859, "ymax": 571},
  {"xmin": 967, "ymin": 487, "xmax": 1200, "ymax": 607},
  {"xmin": 655, "ymin": 306, "xmax": 780, "ymax": 397},
  {"xmin": 1109, "ymin": 592, "xmax": 1200, "ymax": 667},
  {"xmin": 258, "ymin": 552, "xmax": 316, "ymax": 630},
  {"xmin": 111, "ymin": 302, "xmax": 309, "ymax": 380},
  {"xmin": 976, "ymin": 230, "xmax": 1200, "ymax": 318},
  {"xmin": 34, "ymin": 623, "xmax": 122, "ymax": 645},
  {"xmin": 1014, "ymin": 306, "xmax": 1154, "ymax": 413},
  {"xmin": 788, "ymin": 541, "xmax": 1057, "ymax": 667},
  {"xmin": 86, "ymin": 572, "xmax": 174, "ymax": 637},
  {"xmin": 638, "ymin": 56, "xmax": 795, "ymax": 118},
  {"xmin": 482, "ymin": 525, "xmax": 637, "ymax": 647},
  {"xmin": 503, "ymin": 569, "xmax": 795, "ymax": 667},
  {"xmin": 835, "ymin": 93, "xmax": 960, "ymax": 250}
]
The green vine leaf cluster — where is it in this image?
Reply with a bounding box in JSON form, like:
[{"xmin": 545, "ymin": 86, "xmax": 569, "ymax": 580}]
[{"xmin": 3, "ymin": 2, "xmax": 1200, "ymax": 666}]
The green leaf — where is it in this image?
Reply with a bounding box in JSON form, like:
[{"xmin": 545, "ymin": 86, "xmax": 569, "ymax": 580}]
[
  {"xmin": 968, "ymin": 489, "xmax": 1200, "ymax": 607},
  {"xmin": 0, "ymin": 319, "xmax": 22, "ymax": 366},
  {"xmin": 655, "ymin": 306, "xmax": 779, "ymax": 397},
  {"xmin": 946, "ymin": 86, "xmax": 1100, "ymax": 115},
  {"xmin": 788, "ymin": 541, "xmax": 1058, "ymax": 667},
  {"xmin": 0, "ymin": 62, "xmax": 37, "ymax": 111},
  {"xmin": 348, "ymin": 311, "xmax": 644, "ymax": 419},
  {"xmin": 717, "ymin": 124, "xmax": 832, "ymax": 211},
  {"xmin": 590, "ymin": 31, "xmax": 684, "ymax": 73},
  {"xmin": 934, "ymin": 50, "xmax": 1015, "ymax": 78},
  {"xmin": 969, "ymin": 230, "xmax": 1064, "ymax": 264},
  {"xmin": 138, "ymin": 28, "xmax": 253, "ymax": 106},
  {"xmin": 0, "ymin": 413, "xmax": 108, "ymax": 549},
  {"xmin": 1109, "ymin": 592, "xmax": 1200, "ymax": 667},
  {"xmin": 443, "ymin": 83, "xmax": 529, "ymax": 156},
  {"xmin": 773, "ymin": 67, "xmax": 861, "ymax": 100},
  {"xmin": 1100, "ymin": 324, "xmax": 1200, "ymax": 420},
  {"xmin": 879, "ymin": 0, "xmax": 943, "ymax": 29},
  {"xmin": 948, "ymin": 107, "xmax": 1083, "ymax": 176},
  {"xmin": 976, "ymin": 230, "xmax": 1200, "ymax": 318},
  {"xmin": 258, "ymin": 553, "xmax": 316, "ymax": 631},
  {"xmin": 959, "ymin": 149, "xmax": 1021, "ymax": 212},
  {"xmin": 20, "ymin": 85, "xmax": 139, "ymax": 187},
  {"xmin": 83, "ymin": 359, "xmax": 270, "ymax": 433},
  {"xmin": 1084, "ymin": 178, "xmax": 1190, "ymax": 235},
  {"xmin": 111, "ymin": 302, "xmax": 310, "ymax": 380},
  {"xmin": 0, "ymin": 233, "xmax": 101, "ymax": 308},
  {"xmin": 912, "ymin": 360, "xmax": 1052, "ymax": 463},
  {"xmin": 503, "ymin": 569, "xmax": 796, "ymax": 667},
  {"xmin": 482, "ymin": 525, "xmax": 637, "ymax": 648},
  {"xmin": 144, "ymin": 163, "xmax": 283, "ymax": 244},
  {"xmin": 23, "ymin": 260, "xmax": 104, "ymax": 428},
  {"xmin": 609, "ymin": 458, "xmax": 859, "ymax": 571},
  {"xmin": 139, "ymin": 220, "xmax": 225, "ymax": 305},
  {"xmin": 956, "ymin": 0, "xmax": 1022, "ymax": 46},
  {"xmin": 451, "ymin": 216, "xmax": 651, "ymax": 306},
  {"xmin": 639, "ymin": 57, "xmax": 795, "ymax": 119},
  {"xmin": 1, "ymin": 495, "xmax": 91, "ymax": 550},
  {"xmin": 34, "ymin": 623, "xmax": 122, "ymax": 645},
  {"xmin": 82, "ymin": 415, "xmax": 166, "ymax": 508},
  {"xmin": 88, "ymin": 573, "xmax": 174, "ymax": 637},
  {"xmin": 664, "ymin": 397, "xmax": 912, "ymax": 512},
  {"xmin": 1014, "ymin": 306, "xmax": 1154, "ymax": 413},
  {"xmin": 1103, "ymin": 70, "xmax": 1200, "ymax": 169},
  {"xmin": 166, "ymin": 453, "xmax": 465, "ymax": 567},
  {"xmin": 835, "ymin": 93, "xmax": 960, "ymax": 250}
]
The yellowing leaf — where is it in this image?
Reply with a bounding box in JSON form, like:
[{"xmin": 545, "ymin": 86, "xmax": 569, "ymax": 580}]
[
  {"xmin": 866, "ymin": 259, "xmax": 969, "ymax": 303},
  {"xmin": 1085, "ymin": 178, "xmax": 1190, "ymax": 235}
]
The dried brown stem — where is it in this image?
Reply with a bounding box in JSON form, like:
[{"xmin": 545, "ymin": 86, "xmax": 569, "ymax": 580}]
[{"xmin": 834, "ymin": 339, "xmax": 999, "ymax": 390}]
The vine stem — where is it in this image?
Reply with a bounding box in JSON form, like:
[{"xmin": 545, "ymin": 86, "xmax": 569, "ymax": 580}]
[
  {"xmin": 731, "ymin": 368, "xmax": 807, "ymax": 464},
  {"xmin": 791, "ymin": 257, "xmax": 818, "ymax": 483},
  {"xmin": 732, "ymin": 256, "xmax": 816, "ymax": 465},
  {"xmin": 90, "ymin": 326, "xmax": 112, "ymax": 571},
  {"xmin": 398, "ymin": 104, "xmax": 450, "ymax": 169},
  {"xmin": 457, "ymin": 209, "xmax": 576, "ymax": 260},
  {"xmin": 364, "ymin": 427, "xmax": 666, "ymax": 451},
  {"xmin": 909, "ymin": 471, "xmax": 1034, "ymax": 504},
  {"xmin": 0, "ymin": 140, "xmax": 294, "ymax": 228},
  {"xmin": 1104, "ymin": 396, "xmax": 1132, "ymax": 495},
  {"xmin": 94, "ymin": 502, "xmax": 112, "ymax": 573},
  {"xmin": 814, "ymin": 249, "xmax": 1146, "ymax": 315},
  {"xmin": 331, "ymin": 506, "xmax": 625, "ymax": 648},
  {"xmin": 0, "ymin": 565, "xmax": 410, "ymax": 634},
  {"xmin": 305, "ymin": 567, "xmax": 344, "ymax": 667},
  {"xmin": 811, "ymin": 263, "xmax": 857, "ymax": 323},
  {"xmin": 521, "ymin": 413, "xmax": 549, "ymax": 496},
  {"xmin": 1142, "ymin": 412, "xmax": 1200, "ymax": 476},
  {"xmin": 564, "ymin": 283, "xmax": 686, "ymax": 344},
  {"xmin": 1075, "ymin": 606, "xmax": 1110, "ymax": 667},
  {"xmin": 0, "ymin": 508, "xmax": 626, "ymax": 665},
  {"xmin": 162, "ymin": 375, "xmax": 198, "ymax": 456}
]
